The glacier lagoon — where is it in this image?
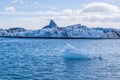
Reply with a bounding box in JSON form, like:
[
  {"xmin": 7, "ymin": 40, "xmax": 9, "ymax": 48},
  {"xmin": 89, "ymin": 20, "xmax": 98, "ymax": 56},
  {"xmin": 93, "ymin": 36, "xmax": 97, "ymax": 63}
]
[{"xmin": 0, "ymin": 38, "xmax": 120, "ymax": 80}]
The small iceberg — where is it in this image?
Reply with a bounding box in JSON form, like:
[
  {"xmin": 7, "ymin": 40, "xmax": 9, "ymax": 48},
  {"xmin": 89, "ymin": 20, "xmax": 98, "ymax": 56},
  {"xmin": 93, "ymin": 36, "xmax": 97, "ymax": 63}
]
[{"xmin": 63, "ymin": 44, "xmax": 102, "ymax": 60}]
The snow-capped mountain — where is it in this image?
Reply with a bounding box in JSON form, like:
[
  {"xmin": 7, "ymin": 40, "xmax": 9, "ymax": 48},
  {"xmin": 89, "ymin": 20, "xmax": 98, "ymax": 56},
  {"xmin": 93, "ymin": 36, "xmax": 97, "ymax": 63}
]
[{"xmin": 0, "ymin": 20, "xmax": 120, "ymax": 38}]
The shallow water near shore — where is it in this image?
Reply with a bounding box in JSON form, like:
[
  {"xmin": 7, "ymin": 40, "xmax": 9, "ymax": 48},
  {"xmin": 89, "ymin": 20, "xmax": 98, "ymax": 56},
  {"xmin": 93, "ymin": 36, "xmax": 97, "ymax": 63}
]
[{"xmin": 0, "ymin": 38, "xmax": 120, "ymax": 80}]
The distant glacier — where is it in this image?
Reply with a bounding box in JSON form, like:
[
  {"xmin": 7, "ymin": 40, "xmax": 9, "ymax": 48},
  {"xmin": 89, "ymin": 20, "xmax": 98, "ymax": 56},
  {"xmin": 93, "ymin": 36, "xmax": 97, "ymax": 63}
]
[{"xmin": 0, "ymin": 20, "xmax": 120, "ymax": 38}]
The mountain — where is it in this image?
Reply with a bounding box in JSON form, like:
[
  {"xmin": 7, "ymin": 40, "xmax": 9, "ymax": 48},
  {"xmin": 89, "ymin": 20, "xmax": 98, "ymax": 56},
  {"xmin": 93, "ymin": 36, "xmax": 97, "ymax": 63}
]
[{"xmin": 0, "ymin": 20, "xmax": 120, "ymax": 38}]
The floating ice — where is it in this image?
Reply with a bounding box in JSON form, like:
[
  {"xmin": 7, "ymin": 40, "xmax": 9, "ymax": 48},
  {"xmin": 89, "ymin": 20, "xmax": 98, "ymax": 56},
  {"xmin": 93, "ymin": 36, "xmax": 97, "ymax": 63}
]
[
  {"xmin": 63, "ymin": 44, "xmax": 102, "ymax": 60},
  {"xmin": 0, "ymin": 20, "xmax": 120, "ymax": 38}
]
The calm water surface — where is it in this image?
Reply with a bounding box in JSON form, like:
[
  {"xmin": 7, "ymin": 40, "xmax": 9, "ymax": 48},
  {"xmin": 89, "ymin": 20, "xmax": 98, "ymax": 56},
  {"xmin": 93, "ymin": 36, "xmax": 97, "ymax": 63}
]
[{"xmin": 0, "ymin": 38, "xmax": 120, "ymax": 80}]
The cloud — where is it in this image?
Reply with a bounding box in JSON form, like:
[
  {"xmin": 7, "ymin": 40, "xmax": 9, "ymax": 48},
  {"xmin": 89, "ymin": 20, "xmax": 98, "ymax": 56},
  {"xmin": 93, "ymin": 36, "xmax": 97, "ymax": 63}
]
[
  {"xmin": 11, "ymin": 0, "xmax": 28, "ymax": 4},
  {"xmin": 82, "ymin": 2, "xmax": 120, "ymax": 13},
  {"xmin": 50, "ymin": 7, "xmax": 57, "ymax": 10},
  {"xmin": 4, "ymin": 6, "xmax": 16, "ymax": 12},
  {"xmin": 1, "ymin": 2, "xmax": 120, "ymax": 29}
]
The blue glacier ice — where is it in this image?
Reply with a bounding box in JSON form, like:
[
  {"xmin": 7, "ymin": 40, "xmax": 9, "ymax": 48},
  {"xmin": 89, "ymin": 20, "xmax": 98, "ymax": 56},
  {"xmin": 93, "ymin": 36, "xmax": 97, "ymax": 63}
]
[
  {"xmin": 43, "ymin": 19, "xmax": 58, "ymax": 29},
  {"xmin": 63, "ymin": 44, "xmax": 102, "ymax": 59},
  {"xmin": 0, "ymin": 20, "xmax": 120, "ymax": 38}
]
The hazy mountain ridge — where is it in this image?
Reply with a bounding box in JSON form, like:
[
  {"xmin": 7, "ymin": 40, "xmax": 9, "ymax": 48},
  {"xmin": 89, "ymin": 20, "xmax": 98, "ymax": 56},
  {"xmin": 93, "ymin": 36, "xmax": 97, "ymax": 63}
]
[{"xmin": 0, "ymin": 20, "xmax": 120, "ymax": 38}]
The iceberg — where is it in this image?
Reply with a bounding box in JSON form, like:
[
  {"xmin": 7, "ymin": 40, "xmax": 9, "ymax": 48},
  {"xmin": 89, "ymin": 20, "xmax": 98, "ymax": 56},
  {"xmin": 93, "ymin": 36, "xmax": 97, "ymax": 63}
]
[
  {"xmin": 63, "ymin": 44, "xmax": 102, "ymax": 59},
  {"xmin": 42, "ymin": 19, "xmax": 58, "ymax": 29},
  {"xmin": 0, "ymin": 19, "xmax": 120, "ymax": 38}
]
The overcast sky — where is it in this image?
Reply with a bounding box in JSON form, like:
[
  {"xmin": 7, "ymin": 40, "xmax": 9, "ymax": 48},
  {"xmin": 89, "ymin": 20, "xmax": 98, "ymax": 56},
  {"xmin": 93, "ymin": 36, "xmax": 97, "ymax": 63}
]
[{"xmin": 0, "ymin": 0, "xmax": 120, "ymax": 29}]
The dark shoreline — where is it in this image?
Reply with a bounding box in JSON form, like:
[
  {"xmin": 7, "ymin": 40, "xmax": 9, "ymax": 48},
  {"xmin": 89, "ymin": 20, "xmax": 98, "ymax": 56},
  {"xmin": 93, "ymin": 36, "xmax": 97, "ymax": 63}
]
[{"xmin": 0, "ymin": 36, "xmax": 120, "ymax": 39}]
